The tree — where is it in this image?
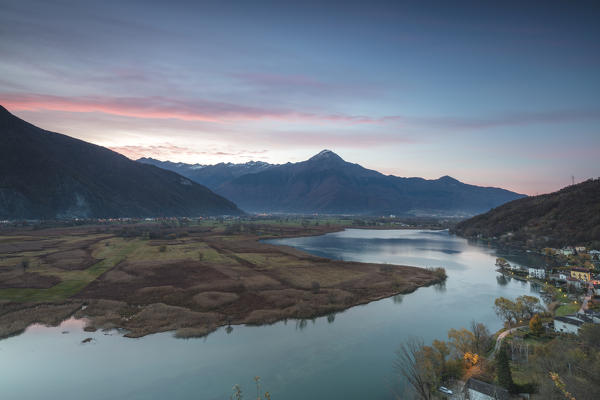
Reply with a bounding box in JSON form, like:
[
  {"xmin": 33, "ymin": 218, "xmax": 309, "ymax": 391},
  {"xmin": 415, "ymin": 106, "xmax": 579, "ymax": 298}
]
[
  {"xmin": 495, "ymin": 258, "xmax": 510, "ymax": 269},
  {"xmin": 516, "ymin": 295, "xmax": 542, "ymax": 320},
  {"xmin": 311, "ymin": 281, "xmax": 320, "ymax": 294},
  {"xmin": 550, "ymin": 372, "xmax": 576, "ymax": 400},
  {"xmin": 495, "ymin": 343, "xmax": 514, "ymax": 392},
  {"xmin": 529, "ymin": 314, "xmax": 543, "ymax": 336},
  {"xmin": 470, "ymin": 321, "xmax": 493, "ymax": 354},
  {"xmin": 448, "ymin": 328, "xmax": 475, "ymax": 356},
  {"xmin": 20, "ymin": 258, "xmax": 30, "ymax": 272},
  {"xmin": 395, "ymin": 339, "xmax": 435, "ymax": 400},
  {"xmin": 494, "ymin": 297, "xmax": 518, "ymax": 327},
  {"xmin": 579, "ymin": 323, "xmax": 600, "ymax": 351}
]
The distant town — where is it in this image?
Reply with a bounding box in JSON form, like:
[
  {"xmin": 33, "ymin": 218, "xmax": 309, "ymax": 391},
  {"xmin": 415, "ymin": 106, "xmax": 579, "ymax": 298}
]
[{"xmin": 496, "ymin": 245, "xmax": 600, "ymax": 335}]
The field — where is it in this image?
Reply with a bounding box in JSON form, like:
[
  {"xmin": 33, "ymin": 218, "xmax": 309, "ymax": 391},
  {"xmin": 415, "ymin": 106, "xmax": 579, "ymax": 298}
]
[{"xmin": 0, "ymin": 220, "xmax": 443, "ymax": 338}]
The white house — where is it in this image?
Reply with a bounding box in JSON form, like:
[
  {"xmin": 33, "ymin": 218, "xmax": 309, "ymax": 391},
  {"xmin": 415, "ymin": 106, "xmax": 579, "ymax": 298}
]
[
  {"xmin": 464, "ymin": 378, "xmax": 509, "ymax": 400},
  {"xmin": 528, "ymin": 267, "xmax": 546, "ymax": 279},
  {"xmin": 554, "ymin": 314, "xmax": 594, "ymax": 335},
  {"xmin": 558, "ymin": 272, "xmax": 568, "ymax": 280},
  {"xmin": 560, "ymin": 248, "xmax": 575, "ymax": 256}
]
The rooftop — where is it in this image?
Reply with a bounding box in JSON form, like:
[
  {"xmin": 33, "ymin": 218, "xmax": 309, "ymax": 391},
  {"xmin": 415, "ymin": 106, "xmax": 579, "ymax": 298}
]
[
  {"xmin": 465, "ymin": 378, "xmax": 510, "ymax": 400},
  {"xmin": 555, "ymin": 314, "xmax": 594, "ymax": 326}
]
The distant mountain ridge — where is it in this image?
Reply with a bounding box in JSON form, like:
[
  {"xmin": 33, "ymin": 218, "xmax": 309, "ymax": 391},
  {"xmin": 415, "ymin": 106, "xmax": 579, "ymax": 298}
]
[
  {"xmin": 0, "ymin": 106, "xmax": 241, "ymax": 219},
  {"xmin": 139, "ymin": 150, "xmax": 525, "ymax": 216},
  {"xmin": 453, "ymin": 179, "xmax": 600, "ymax": 248},
  {"xmin": 137, "ymin": 157, "xmax": 275, "ymax": 190}
]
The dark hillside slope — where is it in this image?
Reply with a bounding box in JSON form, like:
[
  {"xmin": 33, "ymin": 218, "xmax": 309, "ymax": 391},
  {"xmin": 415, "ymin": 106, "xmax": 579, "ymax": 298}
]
[
  {"xmin": 0, "ymin": 106, "xmax": 241, "ymax": 219},
  {"xmin": 453, "ymin": 179, "xmax": 600, "ymax": 248}
]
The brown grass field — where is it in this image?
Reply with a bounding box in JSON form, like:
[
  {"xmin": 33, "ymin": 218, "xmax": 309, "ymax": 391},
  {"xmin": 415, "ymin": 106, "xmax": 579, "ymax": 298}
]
[{"xmin": 0, "ymin": 221, "xmax": 444, "ymax": 338}]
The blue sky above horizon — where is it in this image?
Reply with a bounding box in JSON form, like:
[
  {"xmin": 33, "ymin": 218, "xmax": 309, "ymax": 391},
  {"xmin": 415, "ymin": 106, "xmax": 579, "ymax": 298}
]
[{"xmin": 1, "ymin": 0, "xmax": 599, "ymax": 195}]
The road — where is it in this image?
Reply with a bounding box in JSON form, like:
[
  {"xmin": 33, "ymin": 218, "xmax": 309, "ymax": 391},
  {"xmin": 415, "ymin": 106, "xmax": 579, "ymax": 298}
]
[{"xmin": 491, "ymin": 326, "xmax": 526, "ymax": 357}]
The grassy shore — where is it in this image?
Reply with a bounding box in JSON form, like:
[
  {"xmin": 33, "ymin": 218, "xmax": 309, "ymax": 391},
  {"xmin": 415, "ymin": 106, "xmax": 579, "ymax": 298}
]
[{"xmin": 0, "ymin": 220, "xmax": 445, "ymax": 338}]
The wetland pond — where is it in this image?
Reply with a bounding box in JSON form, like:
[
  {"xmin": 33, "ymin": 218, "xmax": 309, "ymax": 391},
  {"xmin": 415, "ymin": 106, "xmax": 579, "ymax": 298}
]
[{"xmin": 0, "ymin": 229, "xmax": 542, "ymax": 400}]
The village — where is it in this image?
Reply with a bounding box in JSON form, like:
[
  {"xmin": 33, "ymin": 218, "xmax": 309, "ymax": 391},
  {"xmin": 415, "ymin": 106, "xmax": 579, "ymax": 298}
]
[
  {"xmin": 434, "ymin": 247, "xmax": 600, "ymax": 400},
  {"xmin": 496, "ymin": 246, "xmax": 600, "ymax": 336}
]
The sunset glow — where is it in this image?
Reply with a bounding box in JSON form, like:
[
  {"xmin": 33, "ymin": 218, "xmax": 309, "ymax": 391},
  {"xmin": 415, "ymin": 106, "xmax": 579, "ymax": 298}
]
[{"xmin": 1, "ymin": 0, "xmax": 599, "ymax": 194}]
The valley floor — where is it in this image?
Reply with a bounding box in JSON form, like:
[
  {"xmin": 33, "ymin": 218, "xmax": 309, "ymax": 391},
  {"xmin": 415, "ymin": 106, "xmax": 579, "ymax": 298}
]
[{"xmin": 0, "ymin": 220, "xmax": 444, "ymax": 338}]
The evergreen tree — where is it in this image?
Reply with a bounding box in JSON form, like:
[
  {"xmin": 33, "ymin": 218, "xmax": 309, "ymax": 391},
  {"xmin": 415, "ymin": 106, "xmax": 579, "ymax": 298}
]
[{"xmin": 495, "ymin": 343, "xmax": 514, "ymax": 392}]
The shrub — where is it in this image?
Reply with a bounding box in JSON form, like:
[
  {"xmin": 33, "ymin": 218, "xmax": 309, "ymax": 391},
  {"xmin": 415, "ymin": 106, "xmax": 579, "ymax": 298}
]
[
  {"xmin": 20, "ymin": 258, "xmax": 30, "ymax": 271},
  {"xmin": 311, "ymin": 281, "xmax": 320, "ymax": 294},
  {"xmin": 428, "ymin": 267, "xmax": 447, "ymax": 280},
  {"xmin": 529, "ymin": 314, "xmax": 543, "ymax": 336},
  {"xmin": 159, "ymin": 245, "xmax": 167, "ymax": 253}
]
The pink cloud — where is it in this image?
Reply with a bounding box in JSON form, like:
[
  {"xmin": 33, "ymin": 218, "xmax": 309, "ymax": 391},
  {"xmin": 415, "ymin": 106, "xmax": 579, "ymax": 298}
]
[
  {"xmin": 109, "ymin": 143, "xmax": 269, "ymax": 161},
  {"xmin": 0, "ymin": 93, "xmax": 380, "ymax": 124},
  {"xmin": 3, "ymin": 92, "xmax": 598, "ymax": 130}
]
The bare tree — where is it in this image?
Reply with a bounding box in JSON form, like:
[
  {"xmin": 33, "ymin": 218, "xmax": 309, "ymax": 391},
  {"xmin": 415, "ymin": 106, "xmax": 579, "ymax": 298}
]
[
  {"xmin": 470, "ymin": 321, "xmax": 492, "ymax": 354},
  {"xmin": 395, "ymin": 338, "xmax": 434, "ymax": 400}
]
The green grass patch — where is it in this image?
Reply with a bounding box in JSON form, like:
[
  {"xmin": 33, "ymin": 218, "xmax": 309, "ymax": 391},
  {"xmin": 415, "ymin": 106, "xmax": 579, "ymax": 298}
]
[{"xmin": 555, "ymin": 302, "xmax": 580, "ymax": 316}]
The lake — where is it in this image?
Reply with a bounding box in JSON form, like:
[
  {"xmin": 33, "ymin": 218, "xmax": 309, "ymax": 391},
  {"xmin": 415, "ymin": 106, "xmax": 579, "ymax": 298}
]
[{"xmin": 0, "ymin": 229, "xmax": 541, "ymax": 400}]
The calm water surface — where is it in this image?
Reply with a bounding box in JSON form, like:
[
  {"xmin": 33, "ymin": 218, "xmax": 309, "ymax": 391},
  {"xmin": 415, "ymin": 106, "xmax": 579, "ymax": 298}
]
[{"xmin": 0, "ymin": 229, "xmax": 540, "ymax": 400}]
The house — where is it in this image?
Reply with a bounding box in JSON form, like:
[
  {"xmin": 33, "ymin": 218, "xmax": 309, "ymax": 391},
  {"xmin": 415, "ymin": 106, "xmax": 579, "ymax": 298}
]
[
  {"xmin": 464, "ymin": 378, "xmax": 510, "ymax": 400},
  {"xmin": 554, "ymin": 314, "xmax": 594, "ymax": 335},
  {"xmin": 558, "ymin": 272, "xmax": 568, "ymax": 280},
  {"xmin": 566, "ymin": 277, "xmax": 583, "ymax": 289},
  {"xmin": 528, "ymin": 267, "xmax": 546, "ymax": 279},
  {"xmin": 559, "ymin": 247, "xmax": 575, "ymax": 256},
  {"xmin": 582, "ymin": 309, "xmax": 600, "ymax": 324},
  {"xmin": 571, "ymin": 267, "xmax": 591, "ymax": 281},
  {"xmin": 575, "ymin": 246, "xmax": 586, "ymax": 253}
]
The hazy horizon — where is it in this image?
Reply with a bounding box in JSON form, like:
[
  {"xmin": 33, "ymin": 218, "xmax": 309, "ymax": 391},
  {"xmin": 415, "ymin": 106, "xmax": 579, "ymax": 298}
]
[{"xmin": 1, "ymin": 0, "xmax": 599, "ymax": 195}]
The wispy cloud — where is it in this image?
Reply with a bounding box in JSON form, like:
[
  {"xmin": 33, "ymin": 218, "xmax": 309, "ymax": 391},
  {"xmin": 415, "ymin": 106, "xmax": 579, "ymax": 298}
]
[
  {"xmin": 0, "ymin": 93, "xmax": 382, "ymax": 124},
  {"xmin": 108, "ymin": 143, "xmax": 269, "ymax": 161},
  {"xmin": 402, "ymin": 109, "xmax": 600, "ymax": 130},
  {"xmin": 231, "ymin": 72, "xmax": 378, "ymax": 97},
  {"xmin": 5, "ymin": 93, "xmax": 598, "ymax": 130}
]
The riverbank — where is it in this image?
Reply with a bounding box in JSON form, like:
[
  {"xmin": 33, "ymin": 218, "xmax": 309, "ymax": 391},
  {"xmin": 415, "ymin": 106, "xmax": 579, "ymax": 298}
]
[{"xmin": 0, "ymin": 222, "xmax": 445, "ymax": 339}]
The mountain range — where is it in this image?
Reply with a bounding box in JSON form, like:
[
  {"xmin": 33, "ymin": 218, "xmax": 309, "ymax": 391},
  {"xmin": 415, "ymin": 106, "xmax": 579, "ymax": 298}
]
[
  {"xmin": 0, "ymin": 106, "xmax": 241, "ymax": 219},
  {"xmin": 453, "ymin": 178, "xmax": 600, "ymax": 248},
  {"xmin": 139, "ymin": 150, "xmax": 525, "ymax": 216}
]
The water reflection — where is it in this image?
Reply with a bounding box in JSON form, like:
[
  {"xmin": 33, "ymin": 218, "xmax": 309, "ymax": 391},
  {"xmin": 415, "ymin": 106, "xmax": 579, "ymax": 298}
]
[
  {"xmin": 433, "ymin": 281, "xmax": 446, "ymax": 293},
  {"xmin": 2, "ymin": 229, "xmax": 544, "ymax": 400},
  {"xmin": 296, "ymin": 319, "xmax": 308, "ymax": 330},
  {"xmin": 496, "ymin": 274, "xmax": 509, "ymax": 286},
  {"xmin": 392, "ymin": 294, "xmax": 404, "ymax": 304}
]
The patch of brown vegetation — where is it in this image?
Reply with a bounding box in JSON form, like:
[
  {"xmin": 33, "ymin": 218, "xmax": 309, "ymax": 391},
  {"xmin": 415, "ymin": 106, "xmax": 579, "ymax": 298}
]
[
  {"xmin": 43, "ymin": 249, "xmax": 95, "ymax": 270},
  {"xmin": 0, "ymin": 223, "xmax": 445, "ymax": 339}
]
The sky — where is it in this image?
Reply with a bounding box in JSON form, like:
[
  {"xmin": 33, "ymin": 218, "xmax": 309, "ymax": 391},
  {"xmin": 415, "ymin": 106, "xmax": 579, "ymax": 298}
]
[{"xmin": 1, "ymin": 0, "xmax": 599, "ymax": 195}]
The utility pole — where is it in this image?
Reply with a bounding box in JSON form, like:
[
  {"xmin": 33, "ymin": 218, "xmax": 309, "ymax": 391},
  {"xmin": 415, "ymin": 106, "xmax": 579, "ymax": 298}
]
[{"xmin": 571, "ymin": 175, "xmax": 575, "ymax": 186}]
